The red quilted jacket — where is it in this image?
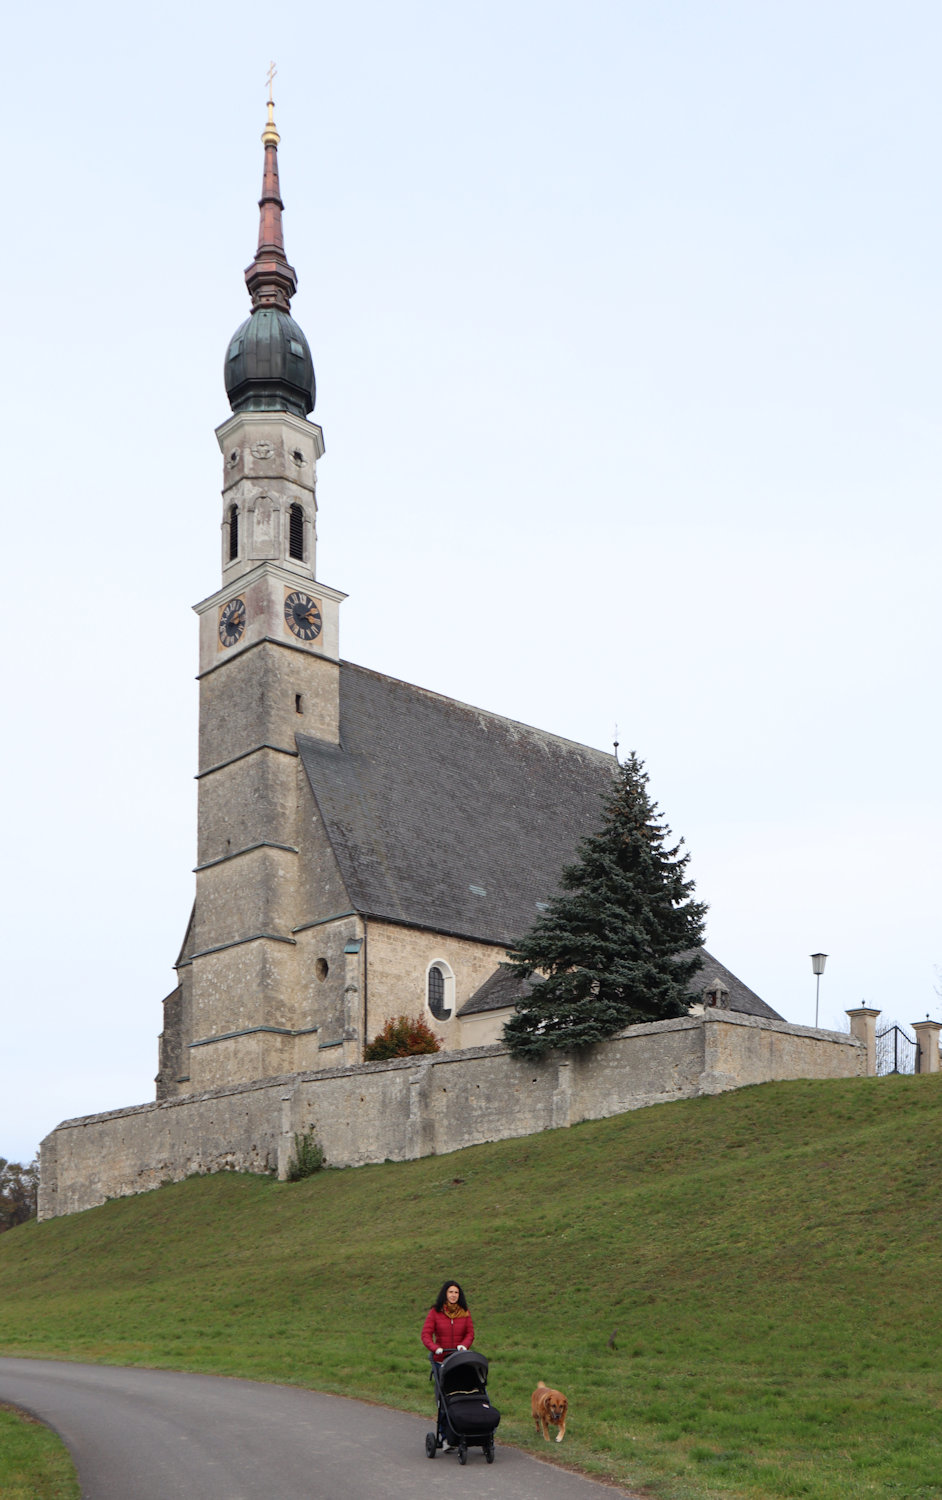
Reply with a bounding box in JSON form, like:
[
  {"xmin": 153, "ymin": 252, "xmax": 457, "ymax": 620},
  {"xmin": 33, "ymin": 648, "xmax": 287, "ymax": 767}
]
[{"xmin": 421, "ymin": 1306, "xmax": 474, "ymax": 1360}]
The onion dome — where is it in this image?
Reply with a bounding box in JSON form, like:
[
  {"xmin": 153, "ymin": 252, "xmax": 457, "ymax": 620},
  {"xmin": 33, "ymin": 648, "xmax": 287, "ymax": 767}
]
[
  {"xmin": 224, "ymin": 94, "xmax": 316, "ymax": 417},
  {"xmin": 225, "ymin": 309, "xmax": 314, "ymax": 417}
]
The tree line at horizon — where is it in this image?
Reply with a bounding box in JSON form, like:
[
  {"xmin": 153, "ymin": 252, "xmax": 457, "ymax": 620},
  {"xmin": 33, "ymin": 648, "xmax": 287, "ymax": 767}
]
[{"xmin": 0, "ymin": 1158, "xmax": 38, "ymax": 1231}]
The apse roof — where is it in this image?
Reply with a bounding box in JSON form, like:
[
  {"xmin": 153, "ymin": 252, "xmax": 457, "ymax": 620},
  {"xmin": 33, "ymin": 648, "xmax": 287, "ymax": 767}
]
[
  {"xmin": 692, "ymin": 950, "xmax": 781, "ymax": 1019},
  {"xmin": 456, "ymin": 949, "xmax": 782, "ymax": 1021}
]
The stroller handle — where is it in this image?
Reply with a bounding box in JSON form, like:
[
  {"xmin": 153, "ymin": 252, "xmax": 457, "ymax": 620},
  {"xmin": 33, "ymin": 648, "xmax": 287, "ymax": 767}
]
[{"xmin": 430, "ymin": 1348, "xmax": 489, "ymax": 1370}]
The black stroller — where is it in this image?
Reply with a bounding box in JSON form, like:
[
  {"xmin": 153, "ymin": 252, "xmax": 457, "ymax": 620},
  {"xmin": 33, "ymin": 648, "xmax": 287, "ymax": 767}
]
[{"xmin": 425, "ymin": 1349, "xmax": 500, "ymax": 1465}]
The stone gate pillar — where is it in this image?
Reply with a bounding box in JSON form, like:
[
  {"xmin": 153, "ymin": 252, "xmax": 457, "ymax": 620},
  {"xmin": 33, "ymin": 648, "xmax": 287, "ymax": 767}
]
[
  {"xmin": 846, "ymin": 1006, "xmax": 881, "ymax": 1076},
  {"xmin": 912, "ymin": 1020, "xmax": 942, "ymax": 1075}
]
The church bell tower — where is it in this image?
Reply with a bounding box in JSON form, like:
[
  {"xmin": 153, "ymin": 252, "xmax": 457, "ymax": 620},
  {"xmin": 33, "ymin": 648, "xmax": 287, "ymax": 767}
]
[{"xmin": 166, "ymin": 92, "xmax": 346, "ymax": 1096}]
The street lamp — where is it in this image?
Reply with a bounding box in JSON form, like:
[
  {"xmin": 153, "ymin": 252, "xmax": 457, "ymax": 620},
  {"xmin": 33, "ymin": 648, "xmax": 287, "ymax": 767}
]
[{"xmin": 811, "ymin": 953, "xmax": 828, "ymax": 1028}]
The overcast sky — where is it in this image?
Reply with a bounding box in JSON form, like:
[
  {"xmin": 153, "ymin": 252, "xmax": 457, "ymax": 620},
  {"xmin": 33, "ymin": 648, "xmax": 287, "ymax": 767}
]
[{"xmin": 2, "ymin": 1, "xmax": 940, "ymax": 1164}]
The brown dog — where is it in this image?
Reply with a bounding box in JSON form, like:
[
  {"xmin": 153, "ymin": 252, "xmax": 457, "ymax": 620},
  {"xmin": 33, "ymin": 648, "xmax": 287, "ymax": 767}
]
[{"xmin": 532, "ymin": 1380, "xmax": 568, "ymax": 1443}]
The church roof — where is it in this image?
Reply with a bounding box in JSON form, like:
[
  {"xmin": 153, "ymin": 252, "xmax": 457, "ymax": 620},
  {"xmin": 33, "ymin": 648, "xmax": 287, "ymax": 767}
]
[
  {"xmin": 458, "ymin": 966, "xmax": 536, "ymax": 1015},
  {"xmin": 457, "ymin": 950, "xmax": 782, "ymax": 1020},
  {"xmin": 297, "ymin": 662, "xmax": 783, "ymax": 1023},
  {"xmin": 693, "ymin": 949, "xmax": 781, "ymax": 1019},
  {"xmin": 297, "ymin": 662, "xmax": 617, "ymax": 947}
]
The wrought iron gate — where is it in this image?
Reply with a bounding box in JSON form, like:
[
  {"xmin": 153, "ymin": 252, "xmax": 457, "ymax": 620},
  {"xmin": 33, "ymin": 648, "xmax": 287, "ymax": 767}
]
[{"xmin": 875, "ymin": 1022, "xmax": 917, "ymax": 1076}]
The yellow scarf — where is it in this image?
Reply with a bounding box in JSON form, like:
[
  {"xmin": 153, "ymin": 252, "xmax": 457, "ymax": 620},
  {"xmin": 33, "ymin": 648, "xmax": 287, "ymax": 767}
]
[{"xmin": 441, "ymin": 1303, "xmax": 467, "ymax": 1319}]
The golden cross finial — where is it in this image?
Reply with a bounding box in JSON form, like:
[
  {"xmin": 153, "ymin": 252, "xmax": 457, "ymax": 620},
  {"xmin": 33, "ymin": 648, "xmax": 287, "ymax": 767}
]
[{"xmin": 262, "ymin": 61, "xmax": 280, "ymax": 145}]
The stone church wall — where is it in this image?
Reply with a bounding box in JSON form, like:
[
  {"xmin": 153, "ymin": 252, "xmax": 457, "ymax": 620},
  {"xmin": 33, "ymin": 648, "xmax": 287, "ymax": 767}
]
[
  {"xmin": 38, "ymin": 1012, "xmax": 864, "ymax": 1221},
  {"xmin": 363, "ymin": 920, "xmax": 506, "ymax": 1050}
]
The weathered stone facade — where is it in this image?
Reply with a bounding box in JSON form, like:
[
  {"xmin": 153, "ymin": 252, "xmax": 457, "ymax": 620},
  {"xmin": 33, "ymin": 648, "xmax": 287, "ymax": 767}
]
[
  {"xmin": 363, "ymin": 921, "xmax": 509, "ymax": 1050},
  {"xmin": 41, "ymin": 1012, "xmax": 865, "ymax": 1221}
]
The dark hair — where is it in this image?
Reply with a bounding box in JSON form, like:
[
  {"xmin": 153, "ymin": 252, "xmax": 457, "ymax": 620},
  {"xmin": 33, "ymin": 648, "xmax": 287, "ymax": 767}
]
[{"xmin": 434, "ymin": 1280, "xmax": 468, "ymax": 1312}]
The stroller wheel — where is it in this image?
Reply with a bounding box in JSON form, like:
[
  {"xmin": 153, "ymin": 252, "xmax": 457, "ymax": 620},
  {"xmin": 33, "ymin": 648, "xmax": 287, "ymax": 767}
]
[
  {"xmin": 458, "ymin": 1442, "xmax": 468, "ymax": 1465},
  {"xmin": 485, "ymin": 1440, "xmax": 495, "ymax": 1464},
  {"xmin": 425, "ymin": 1432, "xmax": 437, "ymax": 1459}
]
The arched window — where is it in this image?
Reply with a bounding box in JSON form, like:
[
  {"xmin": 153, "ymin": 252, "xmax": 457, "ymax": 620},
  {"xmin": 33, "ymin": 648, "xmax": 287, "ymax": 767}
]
[
  {"xmin": 427, "ymin": 962, "xmax": 454, "ymax": 1022},
  {"xmin": 228, "ymin": 504, "xmax": 239, "ymax": 561},
  {"xmin": 289, "ymin": 503, "xmax": 304, "ymax": 561}
]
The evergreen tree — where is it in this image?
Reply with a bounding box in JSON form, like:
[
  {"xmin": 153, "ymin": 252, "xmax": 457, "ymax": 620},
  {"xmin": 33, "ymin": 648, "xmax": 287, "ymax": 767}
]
[{"xmin": 502, "ymin": 753, "xmax": 707, "ymax": 1058}]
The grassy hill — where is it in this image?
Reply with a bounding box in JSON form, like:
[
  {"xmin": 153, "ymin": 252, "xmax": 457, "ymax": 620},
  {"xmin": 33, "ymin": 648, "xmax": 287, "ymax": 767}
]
[
  {"xmin": 0, "ymin": 1406, "xmax": 80, "ymax": 1499},
  {"xmin": 2, "ymin": 1074, "xmax": 942, "ymax": 1500}
]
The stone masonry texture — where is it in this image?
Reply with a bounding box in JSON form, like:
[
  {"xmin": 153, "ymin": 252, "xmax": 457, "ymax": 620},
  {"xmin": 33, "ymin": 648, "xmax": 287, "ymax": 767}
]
[{"xmin": 40, "ymin": 1013, "xmax": 864, "ymax": 1220}]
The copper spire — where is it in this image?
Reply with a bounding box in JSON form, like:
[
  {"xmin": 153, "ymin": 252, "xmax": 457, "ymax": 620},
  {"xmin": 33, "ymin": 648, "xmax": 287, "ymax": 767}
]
[{"xmin": 244, "ymin": 71, "xmax": 298, "ymax": 312}]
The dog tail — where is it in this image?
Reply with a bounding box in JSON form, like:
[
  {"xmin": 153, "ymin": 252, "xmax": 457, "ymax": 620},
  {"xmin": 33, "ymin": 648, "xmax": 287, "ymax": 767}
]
[{"xmin": 536, "ymin": 1380, "xmax": 547, "ymax": 1390}]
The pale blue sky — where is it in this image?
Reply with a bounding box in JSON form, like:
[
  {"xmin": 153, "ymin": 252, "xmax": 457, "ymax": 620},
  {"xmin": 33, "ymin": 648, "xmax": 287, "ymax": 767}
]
[{"xmin": 2, "ymin": 1, "xmax": 940, "ymax": 1162}]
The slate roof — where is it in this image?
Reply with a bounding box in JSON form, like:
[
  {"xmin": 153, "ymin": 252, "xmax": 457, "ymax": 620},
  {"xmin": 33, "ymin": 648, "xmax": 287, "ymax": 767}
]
[
  {"xmin": 298, "ymin": 662, "xmax": 782, "ymax": 1023},
  {"xmin": 457, "ymin": 949, "xmax": 782, "ymax": 1021},
  {"xmin": 297, "ymin": 662, "xmax": 616, "ymax": 947},
  {"xmin": 692, "ymin": 949, "xmax": 781, "ymax": 1019},
  {"xmin": 457, "ymin": 966, "xmax": 535, "ymax": 1016}
]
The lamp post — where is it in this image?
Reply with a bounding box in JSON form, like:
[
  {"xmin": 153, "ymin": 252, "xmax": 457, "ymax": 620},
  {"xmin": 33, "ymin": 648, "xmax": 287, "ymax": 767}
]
[{"xmin": 811, "ymin": 952, "xmax": 828, "ymax": 1028}]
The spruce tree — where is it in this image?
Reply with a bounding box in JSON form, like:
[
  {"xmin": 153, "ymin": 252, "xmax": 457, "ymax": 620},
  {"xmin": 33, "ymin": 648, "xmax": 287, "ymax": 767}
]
[{"xmin": 502, "ymin": 752, "xmax": 707, "ymax": 1058}]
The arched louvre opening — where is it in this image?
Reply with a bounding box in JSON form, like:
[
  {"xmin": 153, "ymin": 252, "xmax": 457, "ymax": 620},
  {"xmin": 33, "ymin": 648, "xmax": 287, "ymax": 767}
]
[
  {"xmin": 228, "ymin": 504, "xmax": 239, "ymax": 561},
  {"xmin": 289, "ymin": 503, "xmax": 304, "ymax": 561}
]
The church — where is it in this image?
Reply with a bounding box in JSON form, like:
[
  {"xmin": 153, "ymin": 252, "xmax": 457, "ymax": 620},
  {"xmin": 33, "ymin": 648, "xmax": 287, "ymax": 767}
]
[
  {"xmin": 155, "ymin": 95, "xmax": 781, "ymax": 1108},
  {"xmin": 42, "ymin": 98, "xmax": 872, "ymax": 1224}
]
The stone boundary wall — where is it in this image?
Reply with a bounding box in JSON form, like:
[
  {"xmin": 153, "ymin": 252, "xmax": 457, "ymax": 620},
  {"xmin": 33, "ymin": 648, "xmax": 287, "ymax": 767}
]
[{"xmin": 39, "ymin": 1012, "xmax": 864, "ymax": 1220}]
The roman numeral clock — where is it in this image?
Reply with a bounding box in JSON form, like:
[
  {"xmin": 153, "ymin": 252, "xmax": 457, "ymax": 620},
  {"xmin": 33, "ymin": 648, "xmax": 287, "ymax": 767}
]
[
  {"xmin": 218, "ymin": 596, "xmax": 246, "ymax": 648},
  {"xmin": 284, "ymin": 590, "xmax": 323, "ymax": 642},
  {"xmin": 215, "ymin": 589, "xmax": 324, "ymax": 652},
  {"xmin": 213, "ymin": 588, "xmax": 331, "ymax": 654}
]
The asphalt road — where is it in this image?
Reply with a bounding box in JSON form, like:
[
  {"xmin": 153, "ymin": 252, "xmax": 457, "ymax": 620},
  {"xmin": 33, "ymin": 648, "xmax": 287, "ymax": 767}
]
[{"xmin": 0, "ymin": 1358, "xmax": 642, "ymax": 1499}]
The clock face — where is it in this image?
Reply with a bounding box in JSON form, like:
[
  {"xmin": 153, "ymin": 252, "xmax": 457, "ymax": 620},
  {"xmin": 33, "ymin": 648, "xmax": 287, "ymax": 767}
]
[
  {"xmin": 218, "ymin": 597, "xmax": 246, "ymax": 648},
  {"xmin": 284, "ymin": 591, "xmax": 323, "ymax": 641}
]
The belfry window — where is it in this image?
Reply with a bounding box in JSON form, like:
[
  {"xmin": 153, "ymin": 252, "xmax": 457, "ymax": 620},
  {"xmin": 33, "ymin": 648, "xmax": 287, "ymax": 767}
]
[
  {"xmin": 289, "ymin": 503, "xmax": 304, "ymax": 561},
  {"xmin": 427, "ymin": 962, "xmax": 454, "ymax": 1022},
  {"xmin": 228, "ymin": 504, "xmax": 239, "ymax": 561}
]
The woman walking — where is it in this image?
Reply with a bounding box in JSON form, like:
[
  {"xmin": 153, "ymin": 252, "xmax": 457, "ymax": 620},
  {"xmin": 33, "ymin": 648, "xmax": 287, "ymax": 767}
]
[{"xmin": 421, "ymin": 1281, "xmax": 474, "ymax": 1363}]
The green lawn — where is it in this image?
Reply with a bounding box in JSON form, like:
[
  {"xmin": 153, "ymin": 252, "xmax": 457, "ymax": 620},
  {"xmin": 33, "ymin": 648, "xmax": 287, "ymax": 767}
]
[
  {"xmin": 2, "ymin": 1074, "xmax": 942, "ymax": 1499},
  {"xmin": 0, "ymin": 1405, "xmax": 80, "ymax": 1499}
]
